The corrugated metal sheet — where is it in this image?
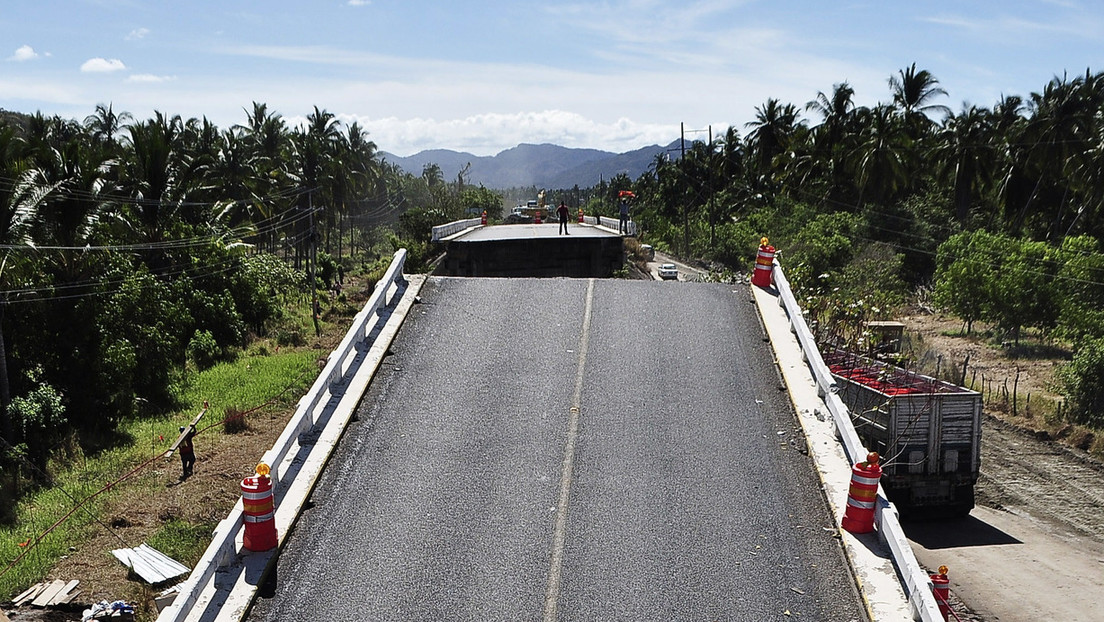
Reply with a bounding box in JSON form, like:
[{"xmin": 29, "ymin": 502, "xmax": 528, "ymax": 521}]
[{"xmin": 111, "ymin": 544, "xmax": 190, "ymax": 584}]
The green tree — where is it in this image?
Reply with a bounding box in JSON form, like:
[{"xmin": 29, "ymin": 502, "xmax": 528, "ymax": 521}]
[
  {"xmin": 1055, "ymin": 235, "xmax": 1104, "ymax": 341},
  {"xmin": 0, "ymin": 125, "xmax": 40, "ymax": 433},
  {"xmin": 460, "ymin": 186, "xmax": 502, "ymax": 218},
  {"xmin": 6, "ymin": 369, "xmax": 66, "ymax": 476},
  {"xmin": 934, "ymin": 230, "xmax": 996, "ymax": 334},
  {"xmin": 1057, "ymin": 337, "xmax": 1104, "ymax": 427},
  {"xmin": 990, "ymin": 237, "xmax": 1059, "ymax": 343}
]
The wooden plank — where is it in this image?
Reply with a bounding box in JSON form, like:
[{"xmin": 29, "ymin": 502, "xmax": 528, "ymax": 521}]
[
  {"xmin": 162, "ymin": 405, "xmax": 207, "ymax": 458},
  {"xmin": 12, "ymin": 582, "xmax": 46, "ymax": 607},
  {"xmin": 57, "ymin": 588, "xmax": 81, "ymax": 604},
  {"xmin": 30, "ymin": 580, "xmax": 65, "ymax": 607},
  {"xmin": 48, "ymin": 580, "xmax": 79, "ymax": 605}
]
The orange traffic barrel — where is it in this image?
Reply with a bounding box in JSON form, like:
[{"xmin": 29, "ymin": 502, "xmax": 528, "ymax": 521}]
[
  {"xmin": 841, "ymin": 452, "xmax": 881, "ymax": 534},
  {"xmin": 751, "ymin": 237, "xmax": 775, "ymax": 287},
  {"xmin": 241, "ymin": 463, "xmax": 278, "ymax": 552},
  {"xmin": 930, "ymin": 566, "xmax": 951, "ymax": 621}
]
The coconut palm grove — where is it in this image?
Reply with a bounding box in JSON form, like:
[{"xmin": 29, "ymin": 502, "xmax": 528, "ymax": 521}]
[{"xmin": 2, "ymin": 63, "xmax": 1104, "ymax": 506}]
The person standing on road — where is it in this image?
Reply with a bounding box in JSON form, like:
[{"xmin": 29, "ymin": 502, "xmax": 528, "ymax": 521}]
[
  {"xmin": 619, "ymin": 198, "xmax": 630, "ymax": 233},
  {"xmin": 557, "ymin": 201, "xmax": 570, "ymax": 235},
  {"xmin": 179, "ymin": 424, "xmax": 197, "ymax": 478}
]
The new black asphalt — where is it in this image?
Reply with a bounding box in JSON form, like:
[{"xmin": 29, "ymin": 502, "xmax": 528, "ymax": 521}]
[{"xmin": 246, "ymin": 277, "xmax": 866, "ymax": 621}]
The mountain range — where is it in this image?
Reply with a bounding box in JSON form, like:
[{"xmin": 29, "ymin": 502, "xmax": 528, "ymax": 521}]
[{"xmin": 380, "ymin": 141, "xmax": 683, "ymax": 190}]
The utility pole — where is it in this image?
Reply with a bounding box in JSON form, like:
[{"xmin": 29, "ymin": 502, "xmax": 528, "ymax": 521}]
[
  {"xmin": 708, "ymin": 125, "xmax": 715, "ymax": 249},
  {"xmin": 681, "ymin": 122, "xmax": 688, "ymax": 258},
  {"xmin": 309, "ymin": 192, "xmax": 320, "ymax": 337}
]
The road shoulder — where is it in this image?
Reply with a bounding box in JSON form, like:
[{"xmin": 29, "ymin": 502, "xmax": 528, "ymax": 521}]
[{"xmin": 751, "ymin": 283, "xmax": 912, "ymax": 621}]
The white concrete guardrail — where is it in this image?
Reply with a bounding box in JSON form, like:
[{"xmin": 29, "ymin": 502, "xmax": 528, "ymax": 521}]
[
  {"xmin": 587, "ymin": 215, "xmax": 637, "ymax": 237},
  {"xmin": 430, "ymin": 216, "xmax": 638, "ymax": 241},
  {"xmin": 157, "ymin": 249, "xmax": 426, "ymax": 622},
  {"xmin": 431, "ymin": 217, "xmax": 482, "ymax": 242},
  {"xmin": 769, "ymin": 259, "xmax": 946, "ymax": 622}
]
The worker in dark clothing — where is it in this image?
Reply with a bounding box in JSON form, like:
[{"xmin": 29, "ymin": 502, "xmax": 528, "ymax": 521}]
[
  {"xmin": 557, "ymin": 201, "xmax": 570, "ymax": 235},
  {"xmin": 619, "ymin": 199, "xmax": 630, "ymax": 233},
  {"xmin": 179, "ymin": 425, "xmax": 196, "ymax": 478}
]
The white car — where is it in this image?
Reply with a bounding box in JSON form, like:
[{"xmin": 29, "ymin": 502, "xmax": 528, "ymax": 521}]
[{"xmin": 658, "ymin": 263, "xmax": 678, "ymax": 280}]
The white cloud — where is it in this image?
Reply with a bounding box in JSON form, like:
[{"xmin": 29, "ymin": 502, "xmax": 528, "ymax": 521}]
[
  {"xmin": 9, "ymin": 45, "xmax": 39, "ymax": 62},
  {"xmin": 347, "ymin": 0, "xmax": 370, "ymax": 5},
  {"xmin": 126, "ymin": 73, "xmax": 175, "ymax": 83},
  {"xmin": 81, "ymin": 58, "xmax": 127, "ymax": 73},
  {"xmin": 126, "ymin": 28, "xmax": 151, "ymax": 41}
]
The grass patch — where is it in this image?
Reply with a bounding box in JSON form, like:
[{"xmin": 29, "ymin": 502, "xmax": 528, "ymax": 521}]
[
  {"xmin": 177, "ymin": 351, "xmax": 315, "ymax": 415},
  {"xmin": 0, "ymin": 482, "xmax": 103, "ymax": 601},
  {"xmin": 145, "ymin": 519, "xmax": 218, "ymax": 569},
  {"xmin": 0, "ymin": 349, "xmax": 316, "ymax": 600}
]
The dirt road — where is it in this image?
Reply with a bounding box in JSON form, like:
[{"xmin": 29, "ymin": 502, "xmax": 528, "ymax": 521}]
[{"xmin": 906, "ymin": 415, "xmax": 1104, "ymax": 622}]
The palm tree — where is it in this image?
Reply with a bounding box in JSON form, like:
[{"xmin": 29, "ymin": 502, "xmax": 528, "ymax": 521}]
[
  {"xmin": 932, "ymin": 106, "xmax": 993, "ymax": 222},
  {"xmin": 237, "ymin": 103, "xmax": 294, "ymax": 253},
  {"xmin": 27, "ymin": 135, "xmax": 115, "ymax": 279},
  {"xmin": 0, "ymin": 126, "xmax": 41, "ymax": 429},
  {"xmin": 803, "ymin": 83, "xmax": 859, "ymax": 205},
  {"xmin": 83, "ymin": 103, "xmax": 131, "ymax": 151},
  {"xmin": 119, "ymin": 112, "xmax": 193, "ymax": 273},
  {"xmin": 745, "ymin": 98, "xmax": 802, "ymax": 185},
  {"xmin": 849, "ymin": 104, "xmax": 911, "ymax": 207},
  {"xmin": 807, "ymin": 82, "xmax": 856, "ymax": 149},
  {"xmin": 889, "ymin": 63, "xmax": 950, "ymax": 143},
  {"xmin": 1019, "ymin": 71, "xmax": 1103, "ymax": 239},
  {"xmin": 338, "ymin": 122, "xmax": 379, "ymax": 260}
]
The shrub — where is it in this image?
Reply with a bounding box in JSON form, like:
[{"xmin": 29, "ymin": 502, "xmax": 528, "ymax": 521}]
[
  {"xmin": 222, "ymin": 406, "xmax": 250, "ymax": 434},
  {"xmin": 187, "ymin": 330, "xmax": 221, "ymax": 370},
  {"xmin": 1057, "ymin": 337, "xmax": 1104, "ymax": 428},
  {"xmin": 7, "ymin": 371, "xmax": 67, "ymax": 477},
  {"xmin": 275, "ymin": 326, "xmax": 305, "ymax": 348}
]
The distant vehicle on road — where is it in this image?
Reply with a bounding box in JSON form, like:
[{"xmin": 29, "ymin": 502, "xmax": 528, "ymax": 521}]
[{"xmin": 658, "ymin": 263, "xmax": 678, "ymax": 280}]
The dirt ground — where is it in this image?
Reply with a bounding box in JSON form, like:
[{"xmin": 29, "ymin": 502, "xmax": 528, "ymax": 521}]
[{"xmin": 898, "ymin": 311, "xmax": 1104, "ymax": 622}]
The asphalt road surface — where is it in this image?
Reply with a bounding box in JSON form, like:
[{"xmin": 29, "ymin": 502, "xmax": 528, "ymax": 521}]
[{"xmin": 247, "ymin": 277, "xmax": 867, "ymax": 622}]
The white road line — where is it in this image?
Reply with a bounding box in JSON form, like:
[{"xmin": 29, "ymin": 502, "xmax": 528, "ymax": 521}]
[{"xmin": 543, "ymin": 278, "xmax": 594, "ymax": 622}]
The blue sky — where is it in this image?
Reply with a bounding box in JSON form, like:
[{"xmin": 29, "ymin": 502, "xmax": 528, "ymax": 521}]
[{"xmin": 3, "ymin": 0, "xmax": 1103, "ymax": 156}]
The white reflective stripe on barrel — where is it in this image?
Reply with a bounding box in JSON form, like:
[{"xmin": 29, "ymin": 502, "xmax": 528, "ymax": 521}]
[
  {"xmin": 244, "ymin": 510, "xmax": 275, "ymax": 523},
  {"xmin": 851, "ymin": 473, "xmax": 880, "ymax": 486},
  {"xmin": 846, "ymin": 497, "xmax": 876, "ymax": 510}
]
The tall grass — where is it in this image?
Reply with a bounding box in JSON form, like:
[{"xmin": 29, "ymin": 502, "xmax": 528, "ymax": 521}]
[{"xmin": 0, "ymin": 349, "xmax": 315, "ymax": 600}]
